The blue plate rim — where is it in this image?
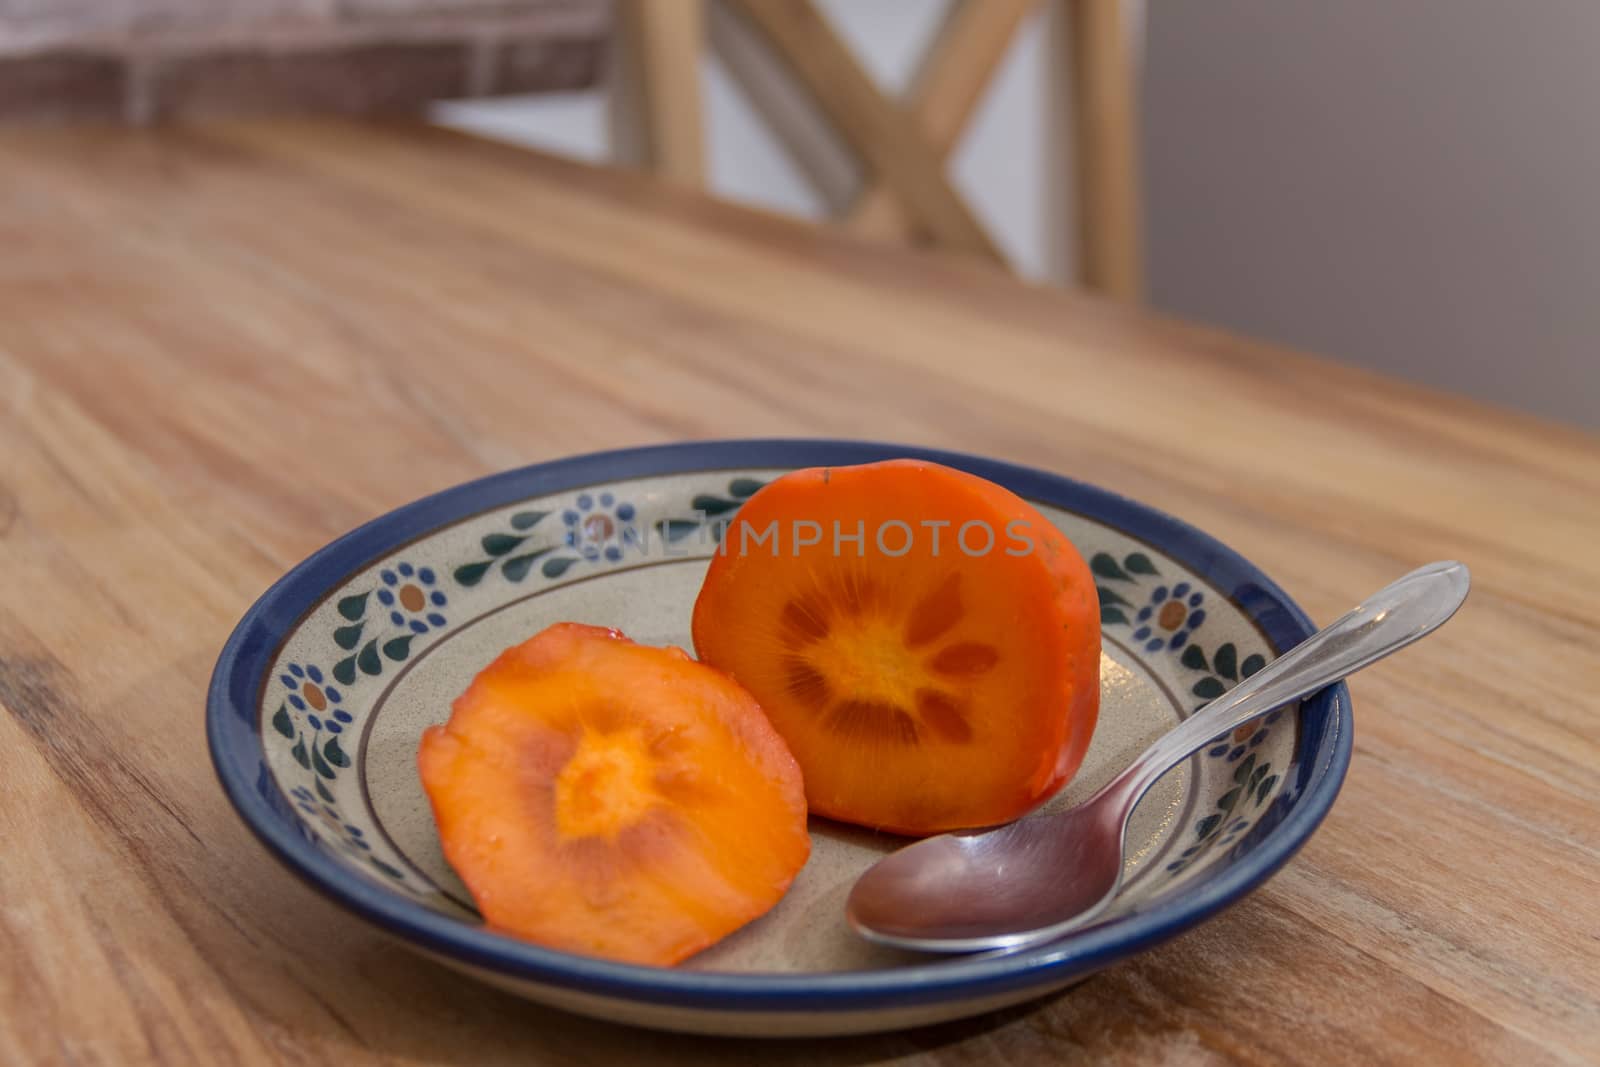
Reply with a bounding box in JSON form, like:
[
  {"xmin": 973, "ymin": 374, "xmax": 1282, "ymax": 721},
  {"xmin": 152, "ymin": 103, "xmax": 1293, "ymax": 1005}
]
[{"xmin": 207, "ymin": 438, "xmax": 1352, "ymax": 1014}]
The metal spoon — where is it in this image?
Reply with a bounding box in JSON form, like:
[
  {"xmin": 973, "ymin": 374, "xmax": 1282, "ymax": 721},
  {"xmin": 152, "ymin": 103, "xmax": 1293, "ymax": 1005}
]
[{"xmin": 847, "ymin": 560, "xmax": 1470, "ymax": 953}]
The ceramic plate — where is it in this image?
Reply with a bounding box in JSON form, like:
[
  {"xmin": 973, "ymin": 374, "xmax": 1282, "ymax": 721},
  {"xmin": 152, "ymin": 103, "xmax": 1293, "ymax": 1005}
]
[{"xmin": 208, "ymin": 440, "xmax": 1351, "ymax": 1037}]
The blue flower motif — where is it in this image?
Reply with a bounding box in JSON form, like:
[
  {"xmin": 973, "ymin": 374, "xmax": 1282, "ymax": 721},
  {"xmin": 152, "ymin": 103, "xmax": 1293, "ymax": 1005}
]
[
  {"xmin": 377, "ymin": 562, "xmax": 448, "ymax": 634},
  {"xmin": 283, "ymin": 786, "xmax": 396, "ymax": 877},
  {"xmin": 279, "ymin": 662, "xmax": 349, "ymax": 729},
  {"xmin": 562, "ymin": 492, "xmax": 636, "ymax": 562},
  {"xmin": 289, "ymin": 785, "xmax": 317, "ymax": 814},
  {"xmin": 1133, "ymin": 582, "xmax": 1206, "ymax": 653}
]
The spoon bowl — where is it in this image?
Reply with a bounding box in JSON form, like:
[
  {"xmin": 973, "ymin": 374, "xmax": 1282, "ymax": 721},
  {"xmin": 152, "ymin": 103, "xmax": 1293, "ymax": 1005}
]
[
  {"xmin": 848, "ymin": 561, "xmax": 1471, "ymax": 953},
  {"xmin": 847, "ymin": 809, "xmax": 1126, "ymax": 952}
]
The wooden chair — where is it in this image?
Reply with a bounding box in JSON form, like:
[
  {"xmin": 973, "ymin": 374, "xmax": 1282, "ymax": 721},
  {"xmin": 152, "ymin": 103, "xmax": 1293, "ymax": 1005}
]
[{"xmin": 608, "ymin": 0, "xmax": 1142, "ymax": 302}]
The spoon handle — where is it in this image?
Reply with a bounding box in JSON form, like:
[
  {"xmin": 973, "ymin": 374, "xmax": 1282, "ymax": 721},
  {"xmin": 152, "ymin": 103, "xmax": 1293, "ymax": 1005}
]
[{"xmin": 1106, "ymin": 561, "xmax": 1470, "ymax": 804}]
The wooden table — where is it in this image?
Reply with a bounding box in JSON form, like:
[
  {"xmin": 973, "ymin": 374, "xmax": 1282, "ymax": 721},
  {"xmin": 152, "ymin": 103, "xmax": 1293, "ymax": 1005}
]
[{"xmin": 1, "ymin": 120, "xmax": 1596, "ymax": 1066}]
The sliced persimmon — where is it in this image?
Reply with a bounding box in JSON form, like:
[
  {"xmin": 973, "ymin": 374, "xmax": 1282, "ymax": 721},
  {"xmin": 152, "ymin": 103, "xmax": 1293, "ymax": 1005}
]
[
  {"xmin": 692, "ymin": 460, "xmax": 1099, "ymax": 835},
  {"xmin": 418, "ymin": 622, "xmax": 809, "ymax": 966}
]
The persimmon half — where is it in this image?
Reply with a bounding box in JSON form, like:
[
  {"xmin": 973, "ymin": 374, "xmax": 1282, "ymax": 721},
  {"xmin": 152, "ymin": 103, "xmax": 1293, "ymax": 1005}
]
[
  {"xmin": 692, "ymin": 460, "xmax": 1099, "ymax": 835},
  {"xmin": 418, "ymin": 623, "xmax": 809, "ymax": 966}
]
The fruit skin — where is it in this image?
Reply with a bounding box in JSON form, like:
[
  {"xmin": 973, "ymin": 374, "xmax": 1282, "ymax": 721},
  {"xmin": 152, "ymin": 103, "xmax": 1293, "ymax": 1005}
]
[
  {"xmin": 418, "ymin": 622, "xmax": 810, "ymax": 966},
  {"xmin": 692, "ymin": 460, "xmax": 1100, "ymax": 835}
]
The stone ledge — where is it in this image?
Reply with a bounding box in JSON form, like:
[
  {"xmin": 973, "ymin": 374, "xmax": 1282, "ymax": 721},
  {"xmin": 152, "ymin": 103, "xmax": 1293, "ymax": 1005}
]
[
  {"xmin": 143, "ymin": 36, "xmax": 603, "ymax": 122},
  {"xmin": 0, "ymin": 0, "xmax": 608, "ymax": 122},
  {"xmin": 0, "ymin": 52, "xmax": 123, "ymax": 124},
  {"xmin": 0, "ymin": 1, "xmax": 608, "ymax": 53}
]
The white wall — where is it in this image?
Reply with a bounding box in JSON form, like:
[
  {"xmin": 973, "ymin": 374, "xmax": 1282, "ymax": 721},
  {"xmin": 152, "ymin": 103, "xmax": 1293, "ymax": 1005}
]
[
  {"xmin": 434, "ymin": 0, "xmax": 1069, "ymax": 281},
  {"xmin": 1143, "ymin": 0, "xmax": 1600, "ymax": 429}
]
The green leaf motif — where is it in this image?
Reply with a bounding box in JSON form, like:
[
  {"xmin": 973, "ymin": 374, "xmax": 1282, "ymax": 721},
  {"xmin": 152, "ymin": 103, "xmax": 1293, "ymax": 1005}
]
[
  {"xmin": 291, "ymin": 739, "xmax": 310, "ymax": 769},
  {"xmin": 357, "ymin": 640, "xmax": 382, "ymax": 677},
  {"xmin": 510, "ymin": 510, "xmax": 547, "ymax": 530},
  {"xmin": 728, "ymin": 478, "xmax": 765, "ymax": 499},
  {"xmin": 370, "ymin": 859, "xmax": 406, "ymax": 880},
  {"xmin": 1097, "ymin": 586, "xmax": 1132, "ymax": 608},
  {"xmin": 1233, "ymin": 752, "xmax": 1257, "ymax": 785},
  {"xmin": 272, "ymin": 704, "xmax": 295, "ymax": 738},
  {"xmin": 324, "ymin": 736, "xmax": 350, "ymax": 769},
  {"xmin": 657, "ymin": 518, "xmax": 702, "ymax": 543},
  {"xmin": 1180, "ymin": 644, "xmax": 1208, "ymax": 671},
  {"xmin": 1192, "ymin": 676, "xmax": 1227, "ymax": 700},
  {"xmin": 332, "ymin": 656, "xmax": 357, "ymax": 687},
  {"xmin": 382, "ymin": 635, "xmax": 414, "ymax": 662},
  {"xmin": 1124, "ymin": 552, "xmax": 1159, "ymax": 576},
  {"xmin": 333, "ymin": 623, "xmax": 364, "ymax": 651},
  {"xmin": 1218, "ymin": 787, "xmax": 1241, "ymax": 812},
  {"xmin": 691, "ymin": 494, "xmax": 741, "ymax": 517},
  {"xmin": 1249, "ymin": 762, "xmax": 1269, "ymax": 791},
  {"xmin": 1100, "ymin": 606, "xmax": 1130, "ymax": 626},
  {"xmin": 1090, "ymin": 552, "xmax": 1129, "ymax": 581},
  {"xmin": 482, "ymin": 532, "xmax": 527, "ymax": 557},
  {"xmin": 337, "ymin": 593, "xmax": 369, "ymax": 622},
  {"xmin": 311, "ymin": 745, "xmax": 336, "ymax": 780},
  {"xmin": 453, "ymin": 560, "xmax": 491, "ymax": 587},
  {"xmin": 503, "ymin": 546, "xmax": 556, "ymax": 581},
  {"xmin": 1241, "ymin": 653, "xmax": 1267, "ymax": 678},
  {"xmin": 316, "ymin": 778, "xmax": 335, "ymax": 804},
  {"xmin": 1214, "ymin": 643, "xmax": 1239, "ymax": 681},
  {"xmin": 1256, "ymin": 775, "xmax": 1278, "ymax": 804},
  {"xmin": 1195, "ymin": 814, "xmax": 1221, "ymax": 839},
  {"xmin": 541, "ymin": 556, "xmax": 578, "ymax": 579}
]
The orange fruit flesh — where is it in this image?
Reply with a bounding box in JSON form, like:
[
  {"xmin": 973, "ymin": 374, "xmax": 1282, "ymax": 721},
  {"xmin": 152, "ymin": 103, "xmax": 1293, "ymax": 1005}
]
[
  {"xmin": 418, "ymin": 623, "xmax": 810, "ymax": 966},
  {"xmin": 692, "ymin": 460, "xmax": 1100, "ymax": 834}
]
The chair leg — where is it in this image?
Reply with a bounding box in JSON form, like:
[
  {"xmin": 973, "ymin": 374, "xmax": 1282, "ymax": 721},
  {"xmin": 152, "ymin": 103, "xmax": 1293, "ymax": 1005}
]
[
  {"xmin": 610, "ymin": 0, "xmax": 707, "ymax": 187},
  {"xmin": 1066, "ymin": 0, "xmax": 1142, "ymax": 301}
]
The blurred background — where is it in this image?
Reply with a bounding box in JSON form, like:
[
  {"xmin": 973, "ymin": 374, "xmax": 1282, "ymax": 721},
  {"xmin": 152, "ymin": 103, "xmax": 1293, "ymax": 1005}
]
[{"xmin": 3, "ymin": 0, "xmax": 1594, "ymax": 428}]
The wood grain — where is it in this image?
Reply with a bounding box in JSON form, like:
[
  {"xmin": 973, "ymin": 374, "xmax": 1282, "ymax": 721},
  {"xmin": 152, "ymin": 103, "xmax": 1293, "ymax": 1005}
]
[
  {"xmin": 724, "ymin": 0, "xmax": 1006, "ymax": 263},
  {"xmin": 0, "ymin": 120, "xmax": 1597, "ymax": 1066}
]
